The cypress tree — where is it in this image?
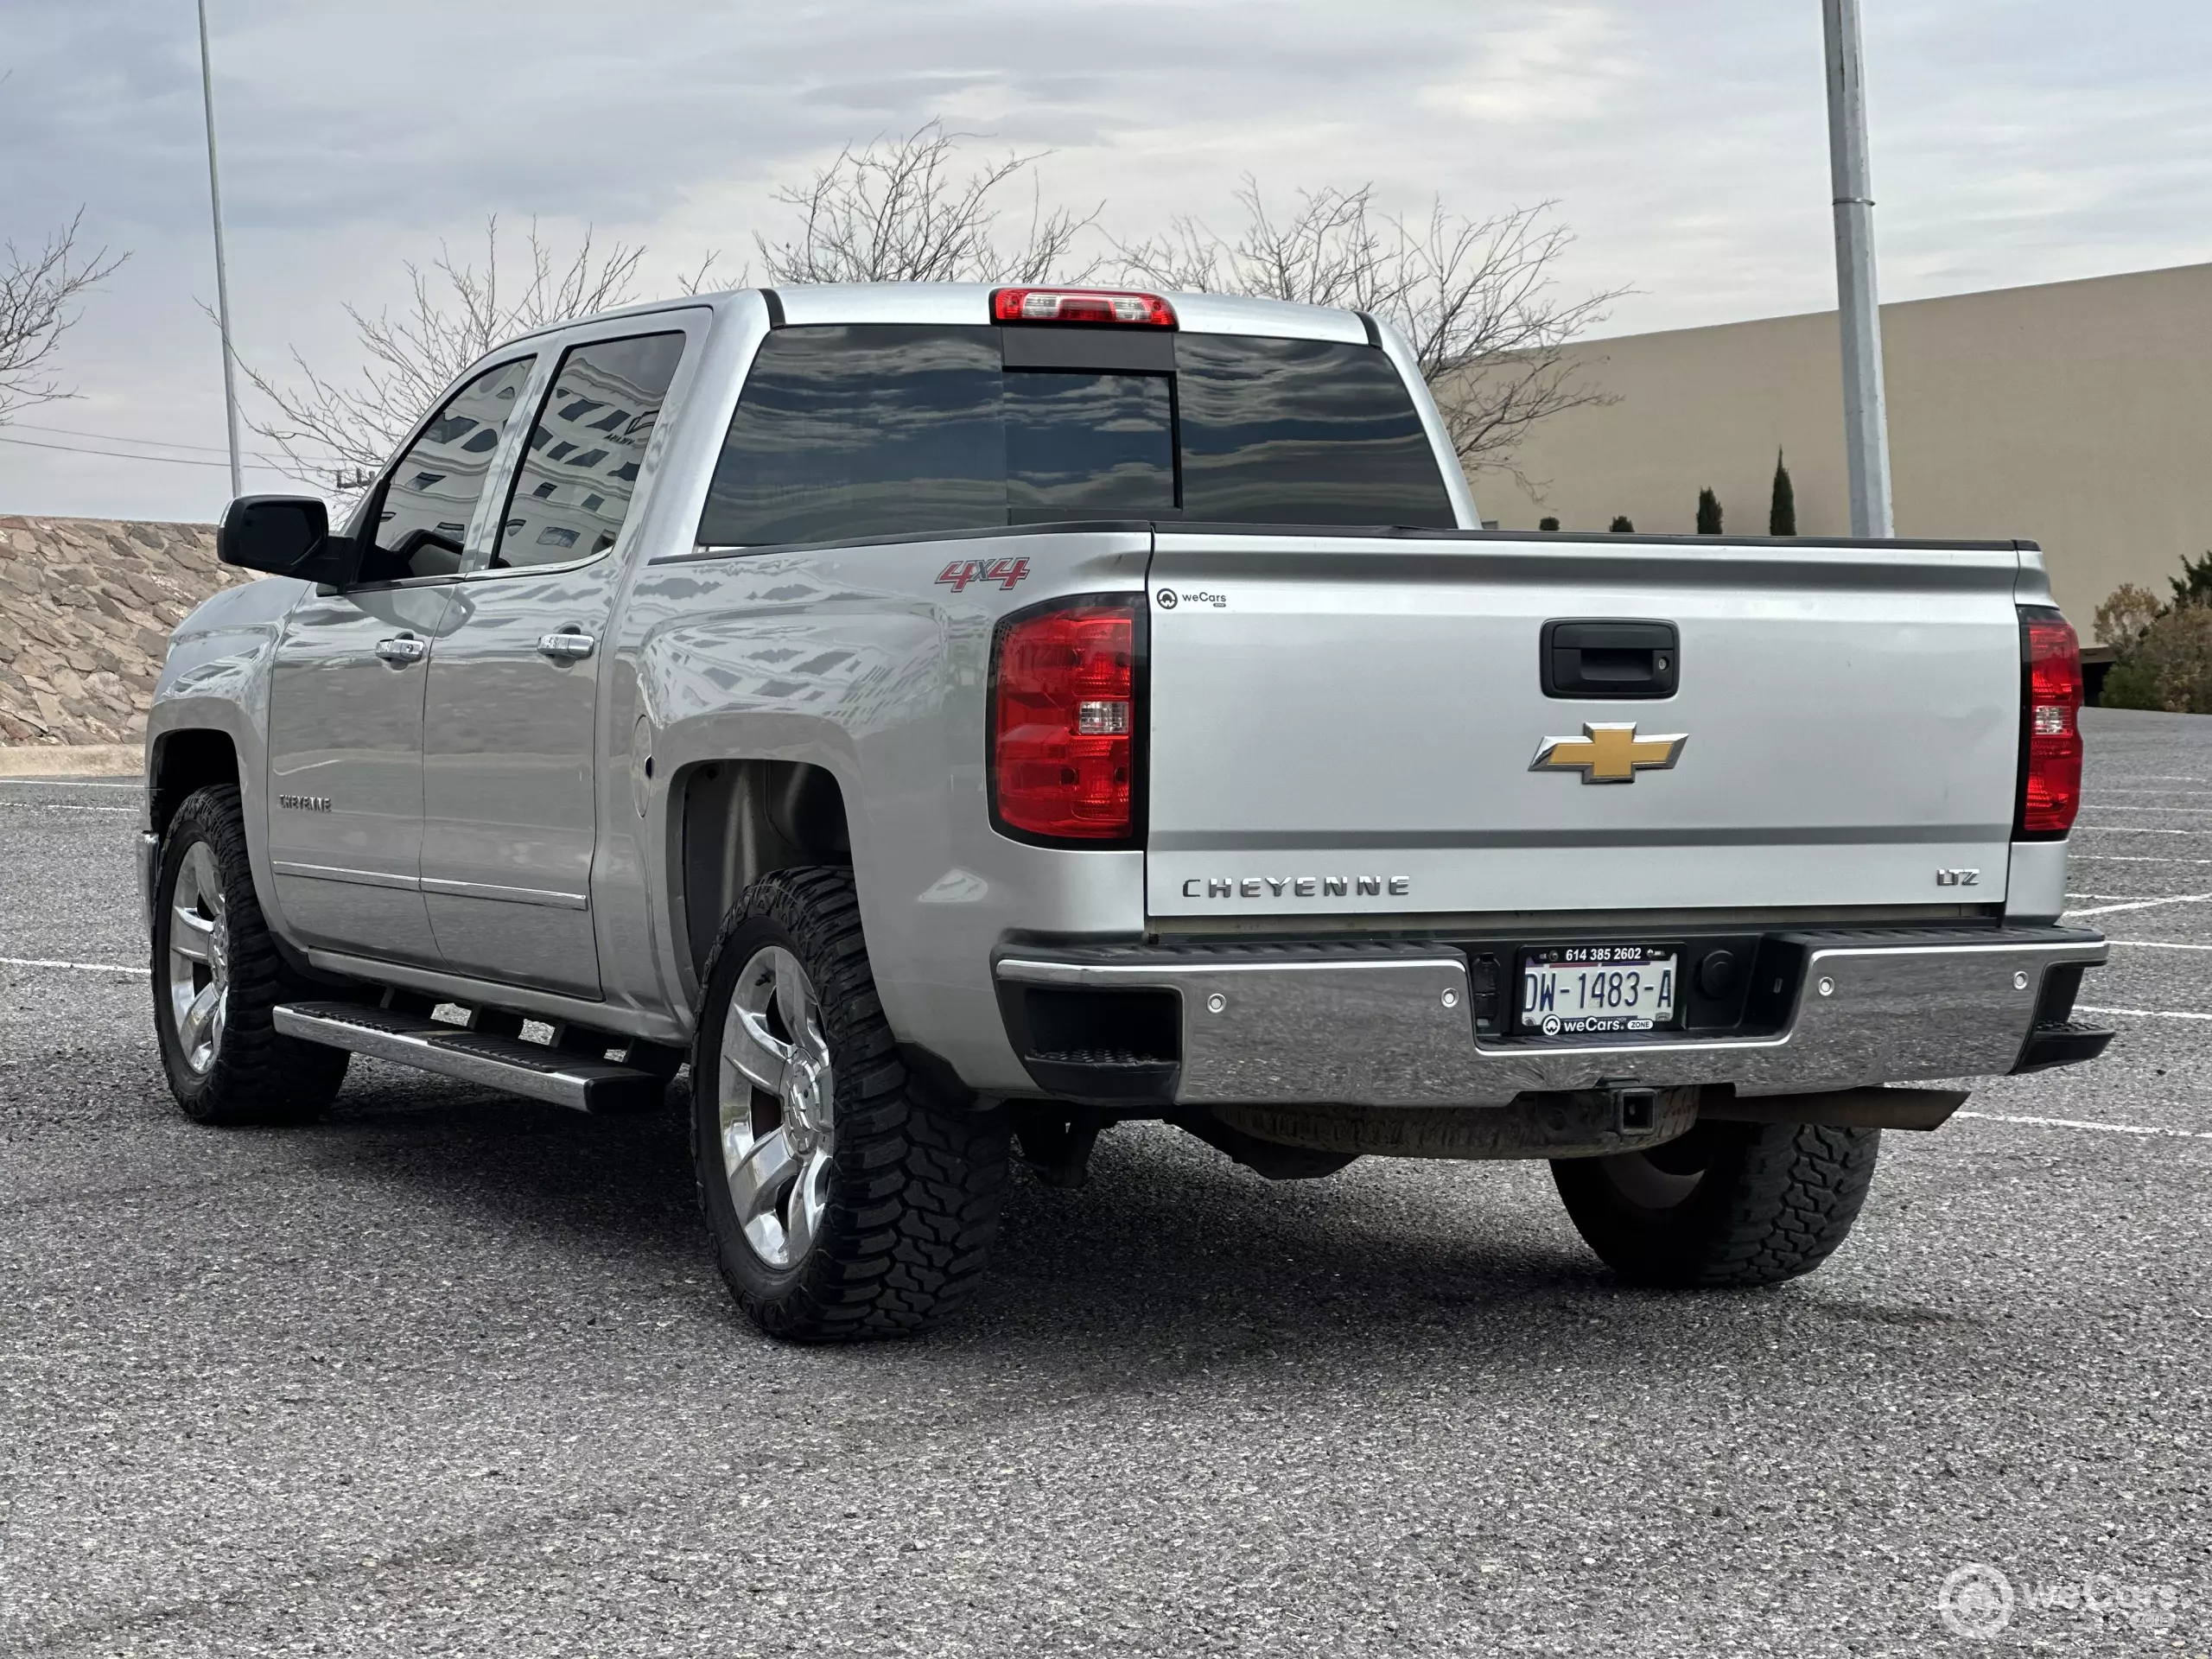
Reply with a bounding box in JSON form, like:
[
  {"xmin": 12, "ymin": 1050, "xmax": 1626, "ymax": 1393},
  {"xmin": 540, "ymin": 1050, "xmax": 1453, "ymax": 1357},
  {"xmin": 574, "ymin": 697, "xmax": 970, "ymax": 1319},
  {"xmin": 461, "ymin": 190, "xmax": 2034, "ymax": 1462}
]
[
  {"xmin": 1609, "ymin": 515, "xmax": 1635, "ymax": 533},
  {"xmin": 1538, "ymin": 516, "xmax": 1560, "ymax": 531},
  {"xmin": 1769, "ymin": 449, "xmax": 1796, "ymax": 536},
  {"xmin": 2169, "ymin": 550, "xmax": 2212, "ymax": 608},
  {"xmin": 1695, "ymin": 488, "xmax": 1723, "ymax": 535}
]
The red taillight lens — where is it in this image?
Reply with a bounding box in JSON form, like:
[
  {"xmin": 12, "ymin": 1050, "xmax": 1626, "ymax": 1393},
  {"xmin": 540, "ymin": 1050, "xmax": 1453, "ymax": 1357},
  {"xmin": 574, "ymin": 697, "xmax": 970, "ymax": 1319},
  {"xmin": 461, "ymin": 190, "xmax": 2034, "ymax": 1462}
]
[
  {"xmin": 991, "ymin": 288, "xmax": 1177, "ymax": 327},
  {"xmin": 2018, "ymin": 608, "xmax": 2083, "ymax": 837},
  {"xmin": 991, "ymin": 600, "xmax": 1141, "ymax": 842}
]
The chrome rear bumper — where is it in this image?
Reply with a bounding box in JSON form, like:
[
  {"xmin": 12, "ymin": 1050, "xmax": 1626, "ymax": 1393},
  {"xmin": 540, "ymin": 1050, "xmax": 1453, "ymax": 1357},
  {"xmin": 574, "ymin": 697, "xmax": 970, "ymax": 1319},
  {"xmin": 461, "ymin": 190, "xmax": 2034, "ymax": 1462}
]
[{"xmin": 994, "ymin": 927, "xmax": 2108, "ymax": 1109}]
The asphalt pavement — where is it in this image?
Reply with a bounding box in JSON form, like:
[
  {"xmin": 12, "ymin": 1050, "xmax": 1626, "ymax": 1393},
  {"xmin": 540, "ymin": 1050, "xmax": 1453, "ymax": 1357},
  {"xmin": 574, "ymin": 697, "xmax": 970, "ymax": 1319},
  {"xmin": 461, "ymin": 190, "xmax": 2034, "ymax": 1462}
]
[{"xmin": 2, "ymin": 708, "xmax": 2207, "ymax": 1656}]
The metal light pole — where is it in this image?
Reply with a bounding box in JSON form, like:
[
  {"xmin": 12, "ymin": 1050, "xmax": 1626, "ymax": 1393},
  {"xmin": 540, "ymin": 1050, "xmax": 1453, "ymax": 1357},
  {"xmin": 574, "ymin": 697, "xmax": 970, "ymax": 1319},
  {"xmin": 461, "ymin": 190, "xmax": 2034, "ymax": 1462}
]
[
  {"xmin": 196, "ymin": 0, "xmax": 245, "ymax": 501},
  {"xmin": 1822, "ymin": 0, "xmax": 1894, "ymax": 538}
]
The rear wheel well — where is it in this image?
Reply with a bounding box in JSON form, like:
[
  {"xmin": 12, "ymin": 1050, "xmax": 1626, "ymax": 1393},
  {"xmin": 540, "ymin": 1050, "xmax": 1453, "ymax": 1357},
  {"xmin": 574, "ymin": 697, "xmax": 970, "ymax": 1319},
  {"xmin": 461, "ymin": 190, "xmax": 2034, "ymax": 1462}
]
[
  {"xmin": 677, "ymin": 760, "xmax": 851, "ymax": 982},
  {"xmin": 149, "ymin": 730, "xmax": 239, "ymax": 839}
]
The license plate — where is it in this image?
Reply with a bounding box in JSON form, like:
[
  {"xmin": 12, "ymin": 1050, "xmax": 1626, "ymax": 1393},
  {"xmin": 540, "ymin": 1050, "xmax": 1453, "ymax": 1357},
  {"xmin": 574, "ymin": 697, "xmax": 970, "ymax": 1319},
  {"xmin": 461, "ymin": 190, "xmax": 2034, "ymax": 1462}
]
[{"xmin": 1518, "ymin": 944, "xmax": 1678, "ymax": 1036}]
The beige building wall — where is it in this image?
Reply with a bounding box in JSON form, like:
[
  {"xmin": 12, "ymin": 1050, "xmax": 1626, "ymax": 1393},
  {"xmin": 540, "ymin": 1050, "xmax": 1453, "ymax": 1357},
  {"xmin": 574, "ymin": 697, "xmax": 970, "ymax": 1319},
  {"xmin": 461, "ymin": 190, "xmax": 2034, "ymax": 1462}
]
[{"xmin": 1476, "ymin": 263, "xmax": 2212, "ymax": 637}]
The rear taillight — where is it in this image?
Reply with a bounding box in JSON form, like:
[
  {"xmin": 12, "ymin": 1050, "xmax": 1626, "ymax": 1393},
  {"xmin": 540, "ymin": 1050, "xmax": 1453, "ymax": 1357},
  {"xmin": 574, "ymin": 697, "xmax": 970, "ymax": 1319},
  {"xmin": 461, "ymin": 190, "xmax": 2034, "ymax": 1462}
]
[
  {"xmin": 2018, "ymin": 607, "xmax": 2082, "ymax": 838},
  {"xmin": 991, "ymin": 288, "xmax": 1177, "ymax": 327},
  {"xmin": 990, "ymin": 598, "xmax": 1142, "ymax": 844}
]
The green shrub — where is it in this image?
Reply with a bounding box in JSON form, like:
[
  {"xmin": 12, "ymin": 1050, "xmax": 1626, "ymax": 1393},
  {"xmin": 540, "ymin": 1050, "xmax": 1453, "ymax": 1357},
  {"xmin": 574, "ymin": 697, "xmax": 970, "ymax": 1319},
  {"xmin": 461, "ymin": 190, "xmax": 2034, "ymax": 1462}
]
[
  {"xmin": 1695, "ymin": 488, "xmax": 1723, "ymax": 535},
  {"xmin": 2101, "ymin": 658, "xmax": 2163, "ymax": 710},
  {"xmin": 1609, "ymin": 515, "xmax": 1634, "ymax": 533},
  {"xmin": 2100, "ymin": 593, "xmax": 2212, "ymax": 713},
  {"xmin": 1539, "ymin": 516, "xmax": 1560, "ymax": 531},
  {"xmin": 2097, "ymin": 558, "xmax": 2212, "ymax": 712}
]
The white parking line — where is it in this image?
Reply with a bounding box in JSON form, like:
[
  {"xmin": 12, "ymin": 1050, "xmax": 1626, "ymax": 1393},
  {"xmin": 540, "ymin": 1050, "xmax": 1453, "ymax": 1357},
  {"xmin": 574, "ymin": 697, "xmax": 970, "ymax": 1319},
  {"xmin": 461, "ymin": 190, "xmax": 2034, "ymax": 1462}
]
[
  {"xmin": 2107, "ymin": 939, "xmax": 2212, "ymax": 951},
  {"xmin": 0, "ymin": 803, "xmax": 140, "ymax": 813},
  {"xmin": 0, "ymin": 956, "xmax": 149, "ymax": 976},
  {"xmin": 2071, "ymin": 855, "xmax": 2212, "ymax": 867},
  {"xmin": 2063, "ymin": 892, "xmax": 2212, "ymax": 917},
  {"xmin": 2079, "ymin": 804, "xmax": 2212, "ymax": 816},
  {"xmin": 0, "ymin": 779, "xmax": 143, "ymax": 789},
  {"xmin": 2075, "ymin": 824, "xmax": 2212, "ymax": 836},
  {"xmin": 2078, "ymin": 1004, "xmax": 2212, "ymax": 1021},
  {"xmin": 1958, "ymin": 1110, "xmax": 2212, "ymax": 1141}
]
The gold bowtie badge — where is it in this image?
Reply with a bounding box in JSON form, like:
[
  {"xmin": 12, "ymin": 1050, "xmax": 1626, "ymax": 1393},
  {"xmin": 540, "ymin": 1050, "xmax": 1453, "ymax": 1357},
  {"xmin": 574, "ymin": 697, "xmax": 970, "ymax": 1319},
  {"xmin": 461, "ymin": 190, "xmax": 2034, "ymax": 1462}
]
[{"xmin": 1530, "ymin": 722, "xmax": 1688, "ymax": 785}]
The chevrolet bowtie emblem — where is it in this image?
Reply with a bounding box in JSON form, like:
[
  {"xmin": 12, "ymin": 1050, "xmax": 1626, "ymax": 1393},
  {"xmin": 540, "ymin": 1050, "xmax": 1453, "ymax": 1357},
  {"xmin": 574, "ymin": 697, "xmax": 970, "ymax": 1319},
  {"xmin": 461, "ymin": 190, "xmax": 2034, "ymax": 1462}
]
[{"xmin": 1530, "ymin": 722, "xmax": 1688, "ymax": 785}]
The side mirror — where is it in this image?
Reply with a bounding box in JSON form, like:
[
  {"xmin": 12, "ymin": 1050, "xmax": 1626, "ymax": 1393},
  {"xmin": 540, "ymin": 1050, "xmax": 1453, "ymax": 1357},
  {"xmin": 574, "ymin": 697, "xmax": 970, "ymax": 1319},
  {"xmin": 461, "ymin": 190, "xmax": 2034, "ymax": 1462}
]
[
  {"xmin": 218, "ymin": 495, "xmax": 360, "ymax": 586},
  {"xmin": 219, "ymin": 495, "xmax": 330, "ymax": 575}
]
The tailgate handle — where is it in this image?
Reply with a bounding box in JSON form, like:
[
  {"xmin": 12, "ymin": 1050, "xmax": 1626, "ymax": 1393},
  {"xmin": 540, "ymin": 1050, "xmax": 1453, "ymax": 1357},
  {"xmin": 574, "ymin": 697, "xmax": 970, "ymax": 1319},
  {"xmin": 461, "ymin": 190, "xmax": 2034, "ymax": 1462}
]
[{"xmin": 1541, "ymin": 620, "xmax": 1679, "ymax": 699}]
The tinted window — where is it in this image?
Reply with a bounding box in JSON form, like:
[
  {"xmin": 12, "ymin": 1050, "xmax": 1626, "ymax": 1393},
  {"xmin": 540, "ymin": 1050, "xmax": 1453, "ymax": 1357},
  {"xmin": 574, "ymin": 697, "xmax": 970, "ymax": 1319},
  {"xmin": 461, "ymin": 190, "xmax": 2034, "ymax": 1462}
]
[
  {"xmin": 696, "ymin": 325, "xmax": 1452, "ymax": 547},
  {"xmin": 493, "ymin": 332, "xmax": 686, "ymax": 569},
  {"xmin": 1176, "ymin": 336, "xmax": 1454, "ymax": 527},
  {"xmin": 361, "ymin": 356, "xmax": 534, "ymax": 582},
  {"xmin": 700, "ymin": 326, "xmax": 1005, "ymax": 547},
  {"xmin": 1005, "ymin": 372, "xmax": 1173, "ymax": 517}
]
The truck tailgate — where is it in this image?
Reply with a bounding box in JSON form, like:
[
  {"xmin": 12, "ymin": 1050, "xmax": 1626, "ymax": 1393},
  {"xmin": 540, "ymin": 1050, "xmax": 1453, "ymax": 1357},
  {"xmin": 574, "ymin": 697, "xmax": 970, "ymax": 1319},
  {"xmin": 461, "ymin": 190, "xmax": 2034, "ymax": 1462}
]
[{"xmin": 1144, "ymin": 531, "xmax": 2029, "ymax": 920}]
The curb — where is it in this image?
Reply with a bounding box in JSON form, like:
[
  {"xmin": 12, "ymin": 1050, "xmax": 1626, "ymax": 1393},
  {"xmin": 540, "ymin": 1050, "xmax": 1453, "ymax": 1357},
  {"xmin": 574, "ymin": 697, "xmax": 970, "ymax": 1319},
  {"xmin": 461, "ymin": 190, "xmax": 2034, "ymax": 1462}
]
[{"xmin": 0, "ymin": 743, "xmax": 142, "ymax": 779}]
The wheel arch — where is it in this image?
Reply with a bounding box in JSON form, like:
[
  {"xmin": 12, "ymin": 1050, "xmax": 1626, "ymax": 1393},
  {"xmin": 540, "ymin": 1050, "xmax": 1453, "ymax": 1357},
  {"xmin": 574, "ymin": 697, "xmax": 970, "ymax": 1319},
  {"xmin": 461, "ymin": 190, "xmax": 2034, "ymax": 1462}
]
[
  {"xmin": 145, "ymin": 709, "xmax": 308, "ymax": 977},
  {"xmin": 671, "ymin": 758, "xmax": 852, "ymax": 985},
  {"xmin": 149, "ymin": 727, "xmax": 241, "ymax": 839}
]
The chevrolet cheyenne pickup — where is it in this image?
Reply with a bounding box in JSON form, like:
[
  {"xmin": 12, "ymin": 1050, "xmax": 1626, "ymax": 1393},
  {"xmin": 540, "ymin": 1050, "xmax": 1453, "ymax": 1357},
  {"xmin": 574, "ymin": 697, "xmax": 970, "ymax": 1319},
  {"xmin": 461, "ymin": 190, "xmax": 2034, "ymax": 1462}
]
[{"xmin": 142, "ymin": 282, "xmax": 2113, "ymax": 1340}]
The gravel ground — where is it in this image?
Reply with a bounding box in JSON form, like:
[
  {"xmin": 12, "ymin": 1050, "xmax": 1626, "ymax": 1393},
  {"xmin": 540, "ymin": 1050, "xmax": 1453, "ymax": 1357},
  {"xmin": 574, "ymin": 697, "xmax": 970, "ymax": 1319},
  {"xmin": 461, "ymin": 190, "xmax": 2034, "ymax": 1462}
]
[{"xmin": 2, "ymin": 709, "xmax": 2207, "ymax": 1657}]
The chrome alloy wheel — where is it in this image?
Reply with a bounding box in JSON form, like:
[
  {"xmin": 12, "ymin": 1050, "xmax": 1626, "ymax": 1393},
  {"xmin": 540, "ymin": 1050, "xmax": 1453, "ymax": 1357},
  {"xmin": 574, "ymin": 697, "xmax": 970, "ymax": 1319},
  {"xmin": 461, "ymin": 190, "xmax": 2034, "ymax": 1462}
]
[
  {"xmin": 717, "ymin": 945, "xmax": 836, "ymax": 1269},
  {"xmin": 166, "ymin": 841, "xmax": 230, "ymax": 1075}
]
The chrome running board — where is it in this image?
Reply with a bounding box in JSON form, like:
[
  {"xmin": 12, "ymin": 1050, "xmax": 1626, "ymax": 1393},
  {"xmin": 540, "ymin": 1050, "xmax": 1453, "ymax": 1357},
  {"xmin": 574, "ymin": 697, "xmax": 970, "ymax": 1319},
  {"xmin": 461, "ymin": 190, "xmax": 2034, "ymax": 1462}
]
[{"xmin": 272, "ymin": 1001, "xmax": 665, "ymax": 1113}]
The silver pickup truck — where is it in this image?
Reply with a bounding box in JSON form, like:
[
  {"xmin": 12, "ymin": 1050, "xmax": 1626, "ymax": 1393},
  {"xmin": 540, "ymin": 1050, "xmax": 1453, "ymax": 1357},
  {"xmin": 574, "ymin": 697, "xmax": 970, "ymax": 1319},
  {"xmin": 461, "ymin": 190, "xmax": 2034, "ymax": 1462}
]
[{"xmin": 143, "ymin": 282, "xmax": 2111, "ymax": 1340}]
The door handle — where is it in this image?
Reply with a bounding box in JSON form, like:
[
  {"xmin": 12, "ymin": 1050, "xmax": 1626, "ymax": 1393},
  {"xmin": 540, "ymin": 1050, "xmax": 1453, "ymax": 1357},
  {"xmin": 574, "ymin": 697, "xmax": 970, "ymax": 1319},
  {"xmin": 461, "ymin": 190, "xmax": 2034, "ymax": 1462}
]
[
  {"xmin": 537, "ymin": 631, "xmax": 596, "ymax": 661},
  {"xmin": 1541, "ymin": 620, "xmax": 1678, "ymax": 699},
  {"xmin": 373, "ymin": 634, "xmax": 428, "ymax": 665}
]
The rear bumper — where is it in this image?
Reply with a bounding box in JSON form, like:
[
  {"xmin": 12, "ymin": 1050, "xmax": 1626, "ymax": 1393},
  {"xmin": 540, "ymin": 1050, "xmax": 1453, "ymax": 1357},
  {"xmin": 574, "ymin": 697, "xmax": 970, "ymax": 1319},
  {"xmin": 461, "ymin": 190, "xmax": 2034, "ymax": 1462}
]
[{"xmin": 993, "ymin": 926, "xmax": 2110, "ymax": 1109}]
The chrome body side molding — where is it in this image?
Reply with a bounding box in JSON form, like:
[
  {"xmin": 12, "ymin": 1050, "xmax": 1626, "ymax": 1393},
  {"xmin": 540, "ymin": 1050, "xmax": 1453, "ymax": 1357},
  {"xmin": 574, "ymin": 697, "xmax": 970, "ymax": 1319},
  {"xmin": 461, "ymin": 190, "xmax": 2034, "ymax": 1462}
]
[
  {"xmin": 271, "ymin": 860, "xmax": 421, "ymax": 893},
  {"xmin": 417, "ymin": 876, "xmax": 590, "ymax": 911}
]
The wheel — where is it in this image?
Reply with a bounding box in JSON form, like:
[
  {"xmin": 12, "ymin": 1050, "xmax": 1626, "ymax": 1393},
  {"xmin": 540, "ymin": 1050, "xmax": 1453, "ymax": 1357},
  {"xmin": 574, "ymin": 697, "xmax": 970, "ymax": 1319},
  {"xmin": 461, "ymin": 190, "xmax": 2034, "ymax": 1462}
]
[
  {"xmin": 152, "ymin": 785, "xmax": 350, "ymax": 1125},
  {"xmin": 692, "ymin": 867, "xmax": 1011, "ymax": 1341},
  {"xmin": 1551, "ymin": 1119, "xmax": 1880, "ymax": 1288}
]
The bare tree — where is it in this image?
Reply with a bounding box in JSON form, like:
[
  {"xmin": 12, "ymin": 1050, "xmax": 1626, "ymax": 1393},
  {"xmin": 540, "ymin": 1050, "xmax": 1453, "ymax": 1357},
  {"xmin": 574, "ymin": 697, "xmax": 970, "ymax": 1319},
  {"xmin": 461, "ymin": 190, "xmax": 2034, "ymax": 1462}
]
[
  {"xmin": 238, "ymin": 217, "xmax": 646, "ymax": 491},
  {"xmin": 673, "ymin": 250, "xmax": 734, "ymax": 296},
  {"xmin": 245, "ymin": 128, "xmax": 1094, "ymax": 492},
  {"xmin": 0, "ymin": 210, "xmax": 127, "ymax": 425},
  {"xmin": 755, "ymin": 120, "xmax": 1099, "ymax": 285},
  {"xmin": 1117, "ymin": 180, "xmax": 1624, "ymax": 487}
]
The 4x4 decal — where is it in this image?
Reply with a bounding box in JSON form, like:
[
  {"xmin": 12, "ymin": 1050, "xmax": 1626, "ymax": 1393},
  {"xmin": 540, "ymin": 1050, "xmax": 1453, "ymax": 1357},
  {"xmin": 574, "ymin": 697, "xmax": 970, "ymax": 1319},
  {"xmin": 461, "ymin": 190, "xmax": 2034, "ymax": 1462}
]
[{"xmin": 936, "ymin": 556, "xmax": 1029, "ymax": 593}]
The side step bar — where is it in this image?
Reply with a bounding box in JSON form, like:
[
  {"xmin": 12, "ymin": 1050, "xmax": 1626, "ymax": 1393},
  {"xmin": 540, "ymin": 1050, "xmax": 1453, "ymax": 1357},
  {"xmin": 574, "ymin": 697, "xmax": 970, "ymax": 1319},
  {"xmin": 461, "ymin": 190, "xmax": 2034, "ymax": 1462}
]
[{"xmin": 273, "ymin": 1001, "xmax": 667, "ymax": 1113}]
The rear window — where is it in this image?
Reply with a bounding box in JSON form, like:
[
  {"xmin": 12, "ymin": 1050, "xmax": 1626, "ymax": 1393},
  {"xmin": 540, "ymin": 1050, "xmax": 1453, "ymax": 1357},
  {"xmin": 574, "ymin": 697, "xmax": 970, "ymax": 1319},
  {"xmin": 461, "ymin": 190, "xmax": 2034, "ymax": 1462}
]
[{"xmin": 696, "ymin": 324, "xmax": 1454, "ymax": 547}]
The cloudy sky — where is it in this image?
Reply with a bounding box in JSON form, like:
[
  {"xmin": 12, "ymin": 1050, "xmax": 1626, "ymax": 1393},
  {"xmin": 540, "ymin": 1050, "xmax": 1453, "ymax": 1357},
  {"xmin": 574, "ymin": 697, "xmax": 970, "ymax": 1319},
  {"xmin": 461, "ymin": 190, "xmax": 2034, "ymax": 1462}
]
[{"xmin": 4, "ymin": 0, "xmax": 2208, "ymax": 522}]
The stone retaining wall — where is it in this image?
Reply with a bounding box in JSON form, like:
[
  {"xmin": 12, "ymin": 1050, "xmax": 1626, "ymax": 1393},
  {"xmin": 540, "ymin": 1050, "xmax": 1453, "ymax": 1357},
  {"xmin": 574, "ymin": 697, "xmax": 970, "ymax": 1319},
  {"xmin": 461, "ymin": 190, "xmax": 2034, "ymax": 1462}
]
[{"xmin": 0, "ymin": 516, "xmax": 250, "ymax": 748}]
